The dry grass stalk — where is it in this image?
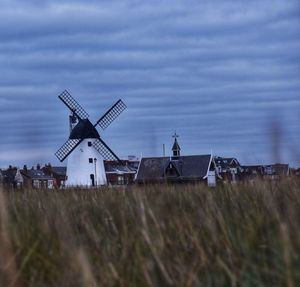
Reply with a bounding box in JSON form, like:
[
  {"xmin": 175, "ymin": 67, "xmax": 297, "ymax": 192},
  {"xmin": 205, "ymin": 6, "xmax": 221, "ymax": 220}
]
[{"xmin": 0, "ymin": 189, "xmax": 24, "ymax": 287}]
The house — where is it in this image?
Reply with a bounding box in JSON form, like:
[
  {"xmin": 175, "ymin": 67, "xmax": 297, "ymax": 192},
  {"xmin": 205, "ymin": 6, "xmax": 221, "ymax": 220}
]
[
  {"xmin": 1, "ymin": 166, "xmax": 18, "ymax": 188},
  {"xmin": 262, "ymin": 163, "xmax": 289, "ymax": 179},
  {"xmin": 135, "ymin": 133, "xmax": 217, "ymax": 186},
  {"xmin": 20, "ymin": 165, "xmax": 55, "ymax": 189},
  {"xmin": 136, "ymin": 155, "xmax": 216, "ymax": 186},
  {"xmin": 104, "ymin": 160, "xmax": 137, "ymax": 186},
  {"xmin": 214, "ymin": 156, "xmax": 244, "ymax": 182},
  {"xmin": 42, "ymin": 164, "xmax": 67, "ymax": 188},
  {"xmin": 241, "ymin": 165, "xmax": 264, "ymax": 180},
  {"xmin": 242, "ymin": 163, "xmax": 290, "ymax": 180}
]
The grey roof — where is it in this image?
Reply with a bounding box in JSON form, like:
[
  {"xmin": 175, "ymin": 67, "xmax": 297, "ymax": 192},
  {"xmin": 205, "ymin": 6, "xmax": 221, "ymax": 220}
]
[
  {"xmin": 69, "ymin": 119, "xmax": 99, "ymax": 139},
  {"xmin": 51, "ymin": 166, "xmax": 67, "ymax": 176},
  {"xmin": 173, "ymin": 155, "xmax": 211, "ymax": 178},
  {"xmin": 214, "ymin": 157, "xmax": 240, "ymax": 169},
  {"xmin": 104, "ymin": 161, "xmax": 136, "ymax": 173},
  {"xmin": 136, "ymin": 157, "xmax": 169, "ymax": 181},
  {"xmin": 136, "ymin": 155, "xmax": 211, "ymax": 182},
  {"xmin": 22, "ymin": 169, "xmax": 54, "ymax": 180}
]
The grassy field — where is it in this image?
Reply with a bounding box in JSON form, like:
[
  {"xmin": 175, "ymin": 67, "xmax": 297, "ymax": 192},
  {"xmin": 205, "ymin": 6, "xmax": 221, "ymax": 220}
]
[{"xmin": 0, "ymin": 180, "xmax": 300, "ymax": 287}]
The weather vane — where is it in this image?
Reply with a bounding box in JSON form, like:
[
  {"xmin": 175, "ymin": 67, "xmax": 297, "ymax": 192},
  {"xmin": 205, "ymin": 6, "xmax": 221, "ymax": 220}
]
[{"xmin": 172, "ymin": 131, "xmax": 179, "ymax": 139}]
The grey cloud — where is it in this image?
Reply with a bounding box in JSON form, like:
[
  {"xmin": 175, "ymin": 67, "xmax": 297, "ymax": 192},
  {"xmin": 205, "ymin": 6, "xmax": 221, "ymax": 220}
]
[{"xmin": 0, "ymin": 0, "xmax": 299, "ymax": 167}]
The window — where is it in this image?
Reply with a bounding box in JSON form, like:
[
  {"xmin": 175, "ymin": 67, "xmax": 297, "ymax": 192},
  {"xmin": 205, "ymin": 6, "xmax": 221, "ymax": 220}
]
[
  {"xmin": 48, "ymin": 180, "xmax": 54, "ymax": 189},
  {"xmin": 89, "ymin": 158, "xmax": 93, "ymax": 163},
  {"xmin": 88, "ymin": 141, "xmax": 92, "ymax": 147},
  {"xmin": 33, "ymin": 180, "xmax": 40, "ymax": 188},
  {"xmin": 117, "ymin": 175, "xmax": 124, "ymax": 185}
]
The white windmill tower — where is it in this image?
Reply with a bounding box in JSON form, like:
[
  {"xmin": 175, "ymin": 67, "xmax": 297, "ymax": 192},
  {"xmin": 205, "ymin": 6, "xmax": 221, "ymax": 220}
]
[{"xmin": 55, "ymin": 90, "xmax": 127, "ymax": 187}]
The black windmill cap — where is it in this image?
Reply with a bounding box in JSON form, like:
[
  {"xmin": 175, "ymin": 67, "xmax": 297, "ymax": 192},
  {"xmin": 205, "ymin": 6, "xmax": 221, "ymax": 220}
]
[{"xmin": 69, "ymin": 119, "xmax": 100, "ymax": 140}]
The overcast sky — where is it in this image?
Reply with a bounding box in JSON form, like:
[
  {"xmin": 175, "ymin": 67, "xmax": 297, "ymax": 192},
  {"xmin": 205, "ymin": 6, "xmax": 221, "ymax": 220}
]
[{"xmin": 0, "ymin": 0, "xmax": 299, "ymax": 168}]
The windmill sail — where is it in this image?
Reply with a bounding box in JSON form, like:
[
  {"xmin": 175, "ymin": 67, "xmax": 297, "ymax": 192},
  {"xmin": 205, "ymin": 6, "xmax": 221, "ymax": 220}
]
[
  {"xmin": 59, "ymin": 90, "xmax": 89, "ymax": 120},
  {"xmin": 92, "ymin": 138, "xmax": 121, "ymax": 162},
  {"xmin": 95, "ymin": 99, "xmax": 127, "ymax": 130},
  {"xmin": 55, "ymin": 138, "xmax": 82, "ymax": 162}
]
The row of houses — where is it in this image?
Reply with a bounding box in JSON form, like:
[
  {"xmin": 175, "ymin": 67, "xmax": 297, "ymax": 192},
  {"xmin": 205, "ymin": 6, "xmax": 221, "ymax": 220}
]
[
  {"xmin": 0, "ymin": 135, "xmax": 294, "ymax": 189},
  {"xmin": 0, "ymin": 158, "xmax": 293, "ymax": 189},
  {"xmin": 134, "ymin": 138, "xmax": 292, "ymax": 185},
  {"xmin": 0, "ymin": 159, "xmax": 140, "ymax": 189}
]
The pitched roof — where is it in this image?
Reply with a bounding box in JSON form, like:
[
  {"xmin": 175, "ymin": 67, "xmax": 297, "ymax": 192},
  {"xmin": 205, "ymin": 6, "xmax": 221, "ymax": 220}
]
[
  {"xmin": 136, "ymin": 155, "xmax": 212, "ymax": 182},
  {"xmin": 51, "ymin": 166, "xmax": 67, "ymax": 176},
  {"xmin": 104, "ymin": 161, "xmax": 136, "ymax": 173},
  {"xmin": 214, "ymin": 157, "xmax": 240, "ymax": 169},
  {"xmin": 136, "ymin": 157, "xmax": 169, "ymax": 181},
  {"xmin": 22, "ymin": 169, "xmax": 54, "ymax": 180},
  {"xmin": 174, "ymin": 155, "xmax": 211, "ymax": 178}
]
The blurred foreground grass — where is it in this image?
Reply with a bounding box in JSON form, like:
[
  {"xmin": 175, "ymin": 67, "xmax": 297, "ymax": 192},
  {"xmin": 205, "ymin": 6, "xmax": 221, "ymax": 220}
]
[{"xmin": 0, "ymin": 180, "xmax": 300, "ymax": 287}]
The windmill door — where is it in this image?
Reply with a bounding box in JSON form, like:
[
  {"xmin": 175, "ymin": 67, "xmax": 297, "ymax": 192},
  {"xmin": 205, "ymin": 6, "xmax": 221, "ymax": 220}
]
[{"xmin": 90, "ymin": 174, "xmax": 95, "ymax": 186}]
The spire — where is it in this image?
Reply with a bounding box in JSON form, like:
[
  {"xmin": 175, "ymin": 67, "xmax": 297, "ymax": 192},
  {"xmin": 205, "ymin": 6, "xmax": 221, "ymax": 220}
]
[{"xmin": 172, "ymin": 131, "xmax": 181, "ymax": 159}]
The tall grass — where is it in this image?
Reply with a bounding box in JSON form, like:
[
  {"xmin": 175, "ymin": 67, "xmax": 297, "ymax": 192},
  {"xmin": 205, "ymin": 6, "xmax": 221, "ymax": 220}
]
[{"xmin": 0, "ymin": 180, "xmax": 300, "ymax": 286}]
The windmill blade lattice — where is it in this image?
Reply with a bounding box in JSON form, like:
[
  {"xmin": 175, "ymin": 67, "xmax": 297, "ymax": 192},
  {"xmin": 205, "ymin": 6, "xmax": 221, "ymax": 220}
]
[
  {"xmin": 55, "ymin": 138, "xmax": 82, "ymax": 162},
  {"xmin": 92, "ymin": 138, "xmax": 121, "ymax": 161},
  {"xmin": 95, "ymin": 99, "xmax": 127, "ymax": 130},
  {"xmin": 59, "ymin": 90, "xmax": 89, "ymax": 120}
]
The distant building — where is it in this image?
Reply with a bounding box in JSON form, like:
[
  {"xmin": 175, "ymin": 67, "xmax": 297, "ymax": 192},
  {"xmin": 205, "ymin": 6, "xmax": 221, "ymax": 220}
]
[
  {"xmin": 42, "ymin": 164, "xmax": 67, "ymax": 188},
  {"xmin": 0, "ymin": 165, "xmax": 55, "ymax": 189},
  {"xmin": 135, "ymin": 132, "xmax": 217, "ymax": 186},
  {"xmin": 21, "ymin": 167, "xmax": 55, "ymax": 189},
  {"xmin": 40, "ymin": 157, "xmax": 140, "ymax": 188},
  {"xmin": 104, "ymin": 160, "xmax": 137, "ymax": 186},
  {"xmin": 1, "ymin": 166, "xmax": 18, "ymax": 188},
  {"xmin": 242, "ymin": 163, "xmax": 290, "ymax": 180},
  {"xmin": 214, "ymin": 156, "xmax": 244, "ymax": 182}
]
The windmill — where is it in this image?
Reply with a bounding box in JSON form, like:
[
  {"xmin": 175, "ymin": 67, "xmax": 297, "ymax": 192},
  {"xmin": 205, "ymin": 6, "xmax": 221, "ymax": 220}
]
[{"xmin": 55, "ymin": 90, "xmax": 126, "ymax": 187}]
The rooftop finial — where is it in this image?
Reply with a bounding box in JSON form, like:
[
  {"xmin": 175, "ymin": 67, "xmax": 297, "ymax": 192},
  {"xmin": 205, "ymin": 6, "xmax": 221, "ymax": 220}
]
[{"xmin": 172, "ymin": 130, "xmax": 179, "ymax": 139}]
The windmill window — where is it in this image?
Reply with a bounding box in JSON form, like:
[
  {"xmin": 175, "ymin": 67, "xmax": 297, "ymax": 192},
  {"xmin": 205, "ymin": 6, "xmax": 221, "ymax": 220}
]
[
  {"xmin": 88, "ymin": 141, "xmax": 92, "ymax": 147},
  {"xmin": 89, "ymin": 158, "xmax": 93, "ymax": 163}
]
